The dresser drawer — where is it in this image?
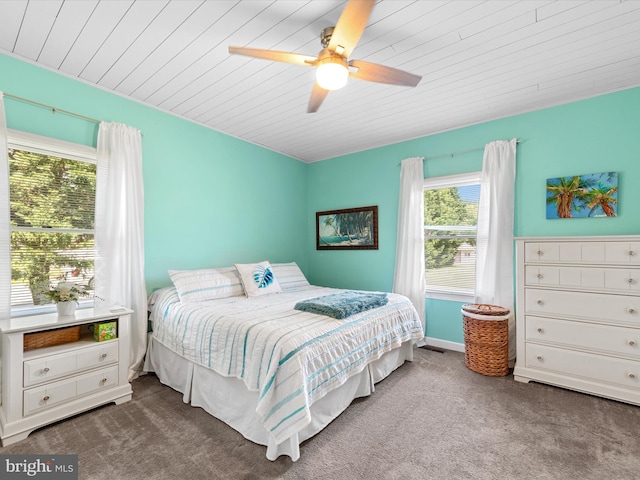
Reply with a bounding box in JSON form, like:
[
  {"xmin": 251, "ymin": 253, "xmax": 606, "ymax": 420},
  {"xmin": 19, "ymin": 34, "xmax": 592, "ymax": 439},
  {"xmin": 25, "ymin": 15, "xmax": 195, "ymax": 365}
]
[
  {"xmin": 23, "ymin": 365, "xmax": 119, "ymax": 416},
  {"xmin": 525, "ymin": 241, "xmax": 640, "ymax": 265},
  {"xmin": 525, "ymin": 266, "xmax": 640, "ymax": 293},
  {"xmin": 526, "ymin": 316, "xmax": 640, "ymax": 359},
  {"xmin": 24, "ymin": 341, "xmax": 118, "ymax": 387},
  {"xmin": 525, "ymin": 344, "xmax": 640, "ymax": 389},
  {"xmin": 525, "ymin": 289, "xmax": 639, "ymax": 326},
  {"xmin": 605, "ymin": 242, "xmax": 640, "ymax": 265}
]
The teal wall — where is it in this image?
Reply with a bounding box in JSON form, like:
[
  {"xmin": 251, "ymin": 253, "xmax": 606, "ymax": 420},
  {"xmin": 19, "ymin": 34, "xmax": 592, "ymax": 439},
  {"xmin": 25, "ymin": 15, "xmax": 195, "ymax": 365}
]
[
  {"xmin": 3, "ymin": 51, "xmax": 640, "ymax": 345},
  {"xmin": 0, "ymin": 53, "xmax": 308, "ymax": 293},
  {"xmin": 308, "ymin": 87, "xmax": 640, "ymax": 343}
]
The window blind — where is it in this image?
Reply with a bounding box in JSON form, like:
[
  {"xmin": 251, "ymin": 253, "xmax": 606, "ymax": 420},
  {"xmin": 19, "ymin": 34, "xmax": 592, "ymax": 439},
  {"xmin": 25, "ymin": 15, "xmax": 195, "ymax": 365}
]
[
  {"xmin": 8, "ymin": 146, "xmax": 96, "ymax": 308},
  {"xmin": 424, "ymin": 172, "xmax": 481, "ymax": 297}
]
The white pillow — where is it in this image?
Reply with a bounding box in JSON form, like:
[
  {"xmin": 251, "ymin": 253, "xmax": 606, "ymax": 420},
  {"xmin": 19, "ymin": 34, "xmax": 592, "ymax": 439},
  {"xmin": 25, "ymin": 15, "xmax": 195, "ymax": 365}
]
[
  {"xmin": 235, "ymin": 261, "xmax": 282, "ymax": 297},
  {"xmin": 168, "ymin": 267, "xmax": 245, "ymax": 303},
  {"xmin": 271, "ymin": 262, "xmax": 310, "ymax": 290}
]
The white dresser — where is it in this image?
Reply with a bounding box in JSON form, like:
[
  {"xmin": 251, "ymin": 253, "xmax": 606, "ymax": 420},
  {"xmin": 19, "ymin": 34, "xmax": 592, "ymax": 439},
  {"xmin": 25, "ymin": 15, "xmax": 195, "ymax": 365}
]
[
  {"xmin": 514, "ymin": 236, "xmax": 640, "ymax": 405},
  {"xmin": 0, "ymin": 307, "xmax": 133, "ymax": 446}
]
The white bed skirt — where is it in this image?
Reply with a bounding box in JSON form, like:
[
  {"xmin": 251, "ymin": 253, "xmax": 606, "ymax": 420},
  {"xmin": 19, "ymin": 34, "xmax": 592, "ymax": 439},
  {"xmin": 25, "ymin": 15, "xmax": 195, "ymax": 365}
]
[{"xmin": 144, "ymin": 337, "xmax": 413, "ymax": 461}]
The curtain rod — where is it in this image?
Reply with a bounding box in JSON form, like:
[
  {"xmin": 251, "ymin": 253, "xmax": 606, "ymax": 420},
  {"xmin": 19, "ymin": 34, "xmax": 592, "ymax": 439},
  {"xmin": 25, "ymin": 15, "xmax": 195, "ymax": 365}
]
[
  {"xmin": 400, "ymin": 139, "xmax": 521, "ymax": 164},
  {"xmin": 3, "ymin": 92, "xmax": 101, "ymax": 125},
  {"xmin": 426, "ymin": 139, "xmax": 521, "ymax": 161},
  {"xmin": 426, "ymin": 145, "xmax": 485, "ymax": 160}
]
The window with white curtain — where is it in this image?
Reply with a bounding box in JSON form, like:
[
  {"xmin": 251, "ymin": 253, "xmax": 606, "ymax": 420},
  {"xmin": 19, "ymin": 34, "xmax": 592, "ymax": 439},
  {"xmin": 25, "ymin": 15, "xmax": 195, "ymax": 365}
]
[
  {"xmin": 424, "ymin": 172, "xmax": 481, "ymax": 302},
  {"xmin": 7, "ymin": 130, "xmax": 96, "ymax": 315}
]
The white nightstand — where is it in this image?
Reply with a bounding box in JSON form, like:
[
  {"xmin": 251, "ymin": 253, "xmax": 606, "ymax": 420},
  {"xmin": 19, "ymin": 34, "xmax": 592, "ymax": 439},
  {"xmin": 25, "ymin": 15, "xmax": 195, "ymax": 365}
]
[{"xmin": 0, "ymin": 306, "xmax": 133, "ymax": 446}]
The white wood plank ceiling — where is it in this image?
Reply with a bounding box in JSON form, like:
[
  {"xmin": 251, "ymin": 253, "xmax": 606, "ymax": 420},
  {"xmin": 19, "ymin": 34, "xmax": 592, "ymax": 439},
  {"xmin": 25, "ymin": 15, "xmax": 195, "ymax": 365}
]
[{"xmin": 1, "ymin": 0, "xmax": 639, "ymax": 162}]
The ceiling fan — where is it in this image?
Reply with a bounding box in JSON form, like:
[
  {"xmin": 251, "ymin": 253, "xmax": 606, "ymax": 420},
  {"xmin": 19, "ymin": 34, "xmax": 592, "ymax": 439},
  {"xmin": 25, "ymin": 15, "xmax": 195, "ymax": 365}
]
[{"xmin": 228, "ymin": 0, "xmax": 422, "ymax": 113}]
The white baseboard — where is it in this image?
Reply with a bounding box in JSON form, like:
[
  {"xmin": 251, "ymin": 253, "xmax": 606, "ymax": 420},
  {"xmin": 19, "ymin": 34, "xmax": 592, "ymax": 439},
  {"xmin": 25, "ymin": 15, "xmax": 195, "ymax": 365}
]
[{"xmin": 421, "ymin": 337, "xmax": 465, "ymax": 353}]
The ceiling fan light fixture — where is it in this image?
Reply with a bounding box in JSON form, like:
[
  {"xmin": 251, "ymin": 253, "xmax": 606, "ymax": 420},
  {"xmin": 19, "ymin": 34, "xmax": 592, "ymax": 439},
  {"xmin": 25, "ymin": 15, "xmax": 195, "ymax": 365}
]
[
  {"xmin": 228, "ymin": 0, "xmax": 420, "ymax": 112},
  {"xmin": 315, "ymin": 55, "xmax": 349, "ymax": 91}
]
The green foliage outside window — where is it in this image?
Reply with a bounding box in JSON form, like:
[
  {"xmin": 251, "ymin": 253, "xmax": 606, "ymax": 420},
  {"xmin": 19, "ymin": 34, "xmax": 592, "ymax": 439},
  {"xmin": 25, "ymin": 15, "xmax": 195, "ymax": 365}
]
[
  {"xmin": 424, "ymin": 188, "xmax": 477, "ymax": 269},
  {"xmin": 9, "ymin": 148, "xmax": 96, "ymax": 305}
]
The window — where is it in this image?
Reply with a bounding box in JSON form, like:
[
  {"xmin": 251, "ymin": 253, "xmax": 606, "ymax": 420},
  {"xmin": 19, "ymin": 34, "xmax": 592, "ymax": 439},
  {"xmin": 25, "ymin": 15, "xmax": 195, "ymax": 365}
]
[
  {"xmin": 424, "ymin": 172, "xmax": 481, "ymax": 301},
  {"xmin": 7, "ymin": 130, "xmax": 97, "ymax": 315}
]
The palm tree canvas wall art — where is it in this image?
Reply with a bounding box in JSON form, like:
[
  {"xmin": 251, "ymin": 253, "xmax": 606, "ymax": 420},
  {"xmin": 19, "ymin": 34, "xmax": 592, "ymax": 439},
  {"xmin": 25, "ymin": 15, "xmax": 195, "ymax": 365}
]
[
  {"xmin": 316, "ymin": 206, "xmax": 378, "ymax": 250},
  {"xmin": 546, "ymin": 172, "xmax": 618, "ymax": 219}
]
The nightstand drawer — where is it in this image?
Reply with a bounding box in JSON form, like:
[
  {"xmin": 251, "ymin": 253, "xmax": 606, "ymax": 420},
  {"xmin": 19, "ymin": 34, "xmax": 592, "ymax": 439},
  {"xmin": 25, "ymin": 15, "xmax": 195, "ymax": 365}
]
[
  {"xmin": 23, "ymin": 365, "xmax": 119, "ymax": 416},
  {"xmin": 77, "ymin": 366, "xmax": 118, "ymax": 396},
  {"xmin": 23, "ymin": 377, "xmax": 77, "ymax": 416},
  {"xmin": 24, "ymin": 341, "xmax": 118, "ymax": 387},
  {"xmin": 525, "ymin": 315, "xmax": 640, "ymax": 359},
  {"xmin": 525, "ymin": 344, "xmax": 640, "ymax": 389}
]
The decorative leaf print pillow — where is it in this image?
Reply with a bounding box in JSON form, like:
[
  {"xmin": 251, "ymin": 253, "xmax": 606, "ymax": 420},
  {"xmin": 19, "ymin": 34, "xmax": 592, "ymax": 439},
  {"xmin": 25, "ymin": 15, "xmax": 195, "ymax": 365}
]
[{"xmin": 235, "ymin": 261, "xmax": 282, "ymax": 297}]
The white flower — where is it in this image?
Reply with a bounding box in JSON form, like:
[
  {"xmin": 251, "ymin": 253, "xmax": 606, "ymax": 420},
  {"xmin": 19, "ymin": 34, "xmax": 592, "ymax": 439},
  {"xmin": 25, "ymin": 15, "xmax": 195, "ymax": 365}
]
[
  {"xmin": 58, "ymin": 285, "xmax": 73, "ymax": 301},
  {"xmin": 42, "ymin": 282, "xmax": 89, "ymax": 303}
]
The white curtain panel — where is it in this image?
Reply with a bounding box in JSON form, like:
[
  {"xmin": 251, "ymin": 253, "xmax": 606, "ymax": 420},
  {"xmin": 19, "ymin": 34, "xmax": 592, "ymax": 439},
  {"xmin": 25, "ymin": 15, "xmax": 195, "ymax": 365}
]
[
  {"xmin": 474, "ymin": 138, "xmax": 517, "ymax": 362},
  {"xmin": 393, "ymin": 157, "xmax": 426, "ymax": 328},
  {"xmin": 95, "ymin": 122, "xmax": 147, "ymax": 380},
  {"xmin": 0, "ymin": 93, "xmax": 10, "ymax": 320}
]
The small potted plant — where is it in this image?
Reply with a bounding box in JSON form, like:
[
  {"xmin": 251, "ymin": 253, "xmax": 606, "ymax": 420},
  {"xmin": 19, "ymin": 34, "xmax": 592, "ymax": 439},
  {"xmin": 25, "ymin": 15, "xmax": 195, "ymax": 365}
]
[{"xmin": 42, "ymin": 282, "xmax": 89, "ymax": 316}]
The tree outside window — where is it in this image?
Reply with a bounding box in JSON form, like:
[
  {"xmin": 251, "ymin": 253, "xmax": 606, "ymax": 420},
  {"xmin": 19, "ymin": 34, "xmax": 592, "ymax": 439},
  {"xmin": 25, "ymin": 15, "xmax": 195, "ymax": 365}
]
[
  {"xmin": 9, "ymin": 147, "xmax": 96, "ymax": 307},
  {"xmin": 423, "ymin": 173, "xmax": 480, "ymax": 298}
]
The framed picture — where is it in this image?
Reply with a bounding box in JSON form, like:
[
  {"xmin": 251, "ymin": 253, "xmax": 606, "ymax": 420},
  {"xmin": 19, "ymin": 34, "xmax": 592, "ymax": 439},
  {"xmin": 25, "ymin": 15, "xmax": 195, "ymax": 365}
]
[
  {"xmin": 546, "ymin": 171, "xmax": 618, "ymax": 219},
  {"xmin": 316, "ymin": 206, "xmax": 378, "ymax": 250}
]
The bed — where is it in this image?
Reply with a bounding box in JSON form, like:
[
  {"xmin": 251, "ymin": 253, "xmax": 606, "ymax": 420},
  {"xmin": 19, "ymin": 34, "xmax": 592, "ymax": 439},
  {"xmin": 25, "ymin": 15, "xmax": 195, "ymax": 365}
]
[{"xmin": 144, "ymin": 262, "xmax": 424, "ymax": 461}]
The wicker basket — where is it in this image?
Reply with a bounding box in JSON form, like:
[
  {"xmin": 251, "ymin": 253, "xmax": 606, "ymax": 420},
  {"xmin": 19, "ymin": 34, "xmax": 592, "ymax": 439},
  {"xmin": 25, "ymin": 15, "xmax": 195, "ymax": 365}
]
[
  {"xmin": 462, "ymin": 304, "xmax": 510, "ymax": 377},
  {"xmin": 23, "ymin": 325, "xmax": 81, "ymax": 351}
]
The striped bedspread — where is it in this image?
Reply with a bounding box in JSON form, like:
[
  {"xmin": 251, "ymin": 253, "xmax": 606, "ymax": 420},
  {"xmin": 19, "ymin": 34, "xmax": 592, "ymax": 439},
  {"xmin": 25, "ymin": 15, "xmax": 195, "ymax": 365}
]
[{"xmin": 149, "ymin": 285, "xmax": 424, "ymax": 445}]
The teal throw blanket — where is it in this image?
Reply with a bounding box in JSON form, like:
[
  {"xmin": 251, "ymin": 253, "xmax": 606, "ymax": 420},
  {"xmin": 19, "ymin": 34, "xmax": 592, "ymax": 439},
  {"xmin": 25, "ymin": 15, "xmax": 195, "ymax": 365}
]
[{"xmin": 294, "ymin": 291, "xmax": 389, "ymax": 319}]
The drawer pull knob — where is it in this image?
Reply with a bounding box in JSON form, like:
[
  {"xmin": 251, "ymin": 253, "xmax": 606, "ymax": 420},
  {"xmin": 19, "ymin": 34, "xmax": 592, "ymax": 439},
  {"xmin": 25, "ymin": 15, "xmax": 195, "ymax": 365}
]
[
  {"xmin": 100, "ymin": 353, "xmax": 108, "ymax": 359},
  {"xmin": 42, "ymin": 367, "xmax": 50, "ymax": 373},
  {"xmin": 628, "ymin": 373, "xmax": 637, "ymax": 379},
  {"xmin": 537, "ymin": 328, "xmax": 544, "ymax": 334},
  {"xmin": 628, "ymin": 250, "xmax": 636, "ymax": 257},
  {"xmin": 42, "ymin": 395, "xmax": 50, "ymax": 402},
  {"xmin": 537, "ymin": 300, "xmax": 544, "ymax": 305},
  {"xmin": 628, "ymin": 278, "xmax": 635, "ymax": 284},
  {"xmin": 629, "ymin": 340, "xmax": 637, "ymax": 346},
  {"xmin": 100, "ymin": 377, "xmax": 108, "ymax": 384},
  {"xmin": 628, "ymin": 308, "xmax": 637, "ymax": 314},
  {"xmin": 537, "ymin": 273, "xmax": 543, "ymax": 279},
  {"xmin": 537, "ymin": 250, "xmax": 543, "ymax": 256},
  {"xmin": 536, "ymin": 355, "xmax": 543, "ymax": 361}
]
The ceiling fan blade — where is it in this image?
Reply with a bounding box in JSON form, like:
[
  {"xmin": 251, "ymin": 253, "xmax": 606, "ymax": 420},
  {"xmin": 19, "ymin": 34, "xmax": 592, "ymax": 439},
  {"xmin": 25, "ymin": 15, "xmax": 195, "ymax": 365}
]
[
  {"xmin": 307, "ymin": 83, "xmax": 330, "ymax": 113},
  {"xmin": 228, "ymin": 46, "xmax": 316, "ymax": 66},
  {"xmin": 349, "ymin": 59, "xmax": 422, "ymax": 87},
  {"xmin": 328, "ymin": 0, "xmax": 375, "ymax": 58}
]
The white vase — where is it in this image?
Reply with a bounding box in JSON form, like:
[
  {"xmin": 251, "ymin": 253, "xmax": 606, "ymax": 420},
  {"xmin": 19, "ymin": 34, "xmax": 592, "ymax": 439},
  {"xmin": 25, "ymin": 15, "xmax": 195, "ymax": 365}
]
[{"xmin": 56, "ymin": 301, "xmax": 77, "ymax": 316}]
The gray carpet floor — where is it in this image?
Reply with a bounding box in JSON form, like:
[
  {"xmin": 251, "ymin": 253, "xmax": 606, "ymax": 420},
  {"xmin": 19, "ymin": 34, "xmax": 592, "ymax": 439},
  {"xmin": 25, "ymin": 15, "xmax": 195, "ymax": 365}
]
[{"xmin": 3, "ymin": 348, "xmax": 640, "ymax": 480}]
